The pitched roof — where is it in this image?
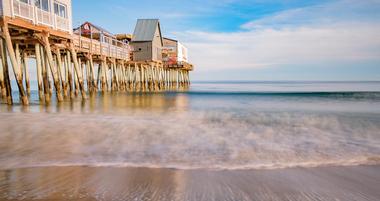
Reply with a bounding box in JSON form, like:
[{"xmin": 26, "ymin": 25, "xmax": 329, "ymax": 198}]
[
  {"xmin": 73, "ymin": 22, "xmax": 114, "ymax": 38},
  {"xmin": 132, "ymin": 19, "xmax": 163, "ymax": 45},
  {"xmin": 163, "ymin": 37, "xmax": 178, "ymax": 42}
]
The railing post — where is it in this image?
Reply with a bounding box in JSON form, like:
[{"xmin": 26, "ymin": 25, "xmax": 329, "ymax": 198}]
[
  {"xmin": 32, "ymin": 6, "xmax": 37, "ymax": 24},
  {"xmin": 108, "ymin": 38, "xmax": 111, "ymax": 57},
  {"xmin": 54, "ymin": 15, "xmax": 57, "ymax": 30},
  {"xmin": 34, "ymin": 4, "xmax": 38, "ymax": 24},
  {"xmin": 18, "ymin": 1, "xmax": 21, "ymax": 18},
  {"xmin": 90, "ymin": 26, "xmax": 93, "ymax": 53},
  {"xmin": 10, "ymin": 0, "xmax": 15, "ymax": 18}
]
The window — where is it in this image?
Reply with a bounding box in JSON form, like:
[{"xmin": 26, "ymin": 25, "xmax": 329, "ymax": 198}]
[
  {"xmin": 54, "ymin": 1, "xmax": 67, "ymax": 18},
  {"xmin": 35, "ymin": 0, "xmax": 50, "ymax": 12},
  {"xmin": 20, "ymin": 0, "xmax": 30, "ymax": 4}
]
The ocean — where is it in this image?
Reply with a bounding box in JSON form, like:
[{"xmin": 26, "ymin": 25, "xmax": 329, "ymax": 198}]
[{"xmin": 0, "ymin": 81, "xmax": 380, "ymax": 170}]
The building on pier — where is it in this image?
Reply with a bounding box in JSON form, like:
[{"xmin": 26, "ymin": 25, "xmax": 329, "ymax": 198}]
[
  {"xmin": 163, "ymin": 37, "xmax": 188, "ymax": 65},
  {"xmin": 0, "ymin": 0, "xmax": 72, "ymax": 35},
  {"xmin": 74, "ymin": 22, "xmax": 115, "ymax": 43},
  {"xmin": 130, "ymin": 19, "xmax": 163, "ymax": 62}
]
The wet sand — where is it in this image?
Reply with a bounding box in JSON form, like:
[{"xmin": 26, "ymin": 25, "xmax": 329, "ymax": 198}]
[{"xmin": 0, "ymin": 165, "xmax": 379, "ymax": 201}]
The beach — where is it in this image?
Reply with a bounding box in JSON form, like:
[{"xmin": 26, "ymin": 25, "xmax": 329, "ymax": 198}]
[
  {"xmin": 1, "ymin": 81, "xmax": 380, "ymax": 200},
  {"xmin": 1, "ymin": 165, "xmax": 379, "ymax": 200}
]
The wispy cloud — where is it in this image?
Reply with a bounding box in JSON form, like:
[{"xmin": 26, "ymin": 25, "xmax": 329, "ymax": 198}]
[{"xmin": 175, "ymin": 0, "xmax": 380, "ymax": 76}]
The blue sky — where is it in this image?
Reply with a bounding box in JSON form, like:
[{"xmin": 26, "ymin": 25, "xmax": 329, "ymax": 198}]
[{"xmin": 72, "ymin": 0, "xmax": 380, "ymax": 81}]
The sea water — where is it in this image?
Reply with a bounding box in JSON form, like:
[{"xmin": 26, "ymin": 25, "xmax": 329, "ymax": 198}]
[{"xmin": 0, "ymin": 81, "xmax": 380, "ymax": 170}]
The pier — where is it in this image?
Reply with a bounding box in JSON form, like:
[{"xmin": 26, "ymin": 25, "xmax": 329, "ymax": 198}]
[{"xmin": 0, "ymin": 0, "xmax": 193, "ymax": 105}]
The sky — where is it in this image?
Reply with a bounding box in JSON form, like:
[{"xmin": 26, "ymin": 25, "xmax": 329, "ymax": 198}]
[{"xmin": 72, "ymin": 0, "xmax": 379, "ymax": 81}]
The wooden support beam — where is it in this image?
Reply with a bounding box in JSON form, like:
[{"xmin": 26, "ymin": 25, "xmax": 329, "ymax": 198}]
[
  {"xmin": 66, "ymin": 50, "xmax": 74, "ymax": 99},
  {"xmin": 35, "ymin": 43, "xmax": 44, "ymax": 102},
  {"xmin": 2, "ymin": 24, "xmax": 28, "ymax": 105},
  {"xmin": 55, "ymin": 49, "xmax": 67, "ymax": 98},
  {"xmin": 15, "ymin": 43, "xmax": 23, "ymax": 82},
  {"xmin": 135, "ymin": 63, "xmax": 141, "ymax": 91},
  {"xmin": 0, "ymin": 41, "xmax": 5, "ymax": 99},
  {"xmin": 69, "ymin": 44, "xmax": 87, "ymax": 99},
  {"xmin": 89, "ymin": 57, "xmax": 96, "ymax": 92},
  {"xmin": 0, "ymin": 38, "xmax": 12, "ymax": 104},
  {"xmin": 111, "ymin": 61, "xmax": 117, "ymax": 91},
  {"xmin": 97, "ymin": 62, "xmax": 102, "ymax": 91},
  {"xmin": 0, "ymin": 51, "xmax": 5, "ymax": 99},
  {"xmin": 127, "ymin": 64, "xmax": 131, "ymax": 91},
  {"xmin": 41, "ymin": 45, "xmax": 51, "ymax": 103},
  {"xmin": 100, "ymin": 61, "xmax": 106, "ymax": 92},
  {"xmin": 22, "ymin": 51, "xmax": 30, "ymax": 96},
  {"xmin": 41, "ymin": 34, "xmax": 64, "ymax": 102},
  {"xmin": 86, "ymin": 59, "xmax": 91, "ymax": 93}
]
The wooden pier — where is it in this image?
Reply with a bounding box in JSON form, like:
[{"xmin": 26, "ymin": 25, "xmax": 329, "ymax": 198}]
[{"xmin": 0, "ymin": 0, "xmax": 193, "ymax": 105}]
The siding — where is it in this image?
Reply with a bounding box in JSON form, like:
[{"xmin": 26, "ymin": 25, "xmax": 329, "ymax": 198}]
[
  {"xmin": 132, "ymin": 41, "xmax": 152, "ymax": 61},
  {"xmin": 177, "ymin": 42, "xmax": 188, "ymax": 62},
  {"xmin": 151, "ymin": 26, "xmax": 162, "ymax": 61}
]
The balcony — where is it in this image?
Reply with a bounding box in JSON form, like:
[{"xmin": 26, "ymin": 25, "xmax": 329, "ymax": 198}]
[
  {"xmin": 10, "ymin": 0, "xmax": 70, "ymax": 33},
  {"xmin": 73, "ymin": 34, "xmax": 131, "ymax": 60}
]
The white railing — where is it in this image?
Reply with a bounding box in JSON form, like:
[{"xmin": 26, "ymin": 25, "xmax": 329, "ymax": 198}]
[
  {"xmin": 10, "ymin": 0, "xmax": 70, "ymax": 33},
  {"xmin": 36, "ymin": 8, "xmax": 52, "ymax": 27},
  {"xmin": 12, "ymin": 0, "xmax": 34, "ymax": 21},
  {"xmin": 74, "ymin": 35, "xmax": 130, "ymax": 60},
  {"xmin": 55, "ymin": 15, "xmax": 69, "ymax": 32}
]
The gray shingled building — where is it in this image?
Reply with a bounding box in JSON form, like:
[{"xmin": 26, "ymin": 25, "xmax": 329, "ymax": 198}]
[{"xmin": 131, "ymin": 19, "xmax": 163, "ymax": 61}]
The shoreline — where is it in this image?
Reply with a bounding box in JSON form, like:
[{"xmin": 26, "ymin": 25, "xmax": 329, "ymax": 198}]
[
  {"xmin": 0, "ymin": 158, "xmax": 379, "ymax": 172},
  {"xmin": 1, "ymin": 164, "xmax": 379, "ymax": 200}
]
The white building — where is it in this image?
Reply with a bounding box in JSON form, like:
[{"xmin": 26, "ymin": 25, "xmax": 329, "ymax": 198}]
[
  {"xmin": 162, "ymin": 37, "xmax": 189, "ymax": 64},
  {"xmin": 0, "ymin": 0, "xmax": 72, "ymax": 33}
]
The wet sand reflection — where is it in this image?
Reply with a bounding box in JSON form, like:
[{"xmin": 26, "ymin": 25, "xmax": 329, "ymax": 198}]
[
  {"xmin": 1, "ymin": 165, "xmax": 379, "ymax": 200},
  {"xmin": 1, "ymin": 91, "xmax": 190, "ymax": 114}
]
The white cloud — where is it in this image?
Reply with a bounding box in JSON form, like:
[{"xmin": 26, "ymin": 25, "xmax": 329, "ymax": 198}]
[{"xmin": 175, "ymin": 0, "xmax": 380, "ymax": 72}]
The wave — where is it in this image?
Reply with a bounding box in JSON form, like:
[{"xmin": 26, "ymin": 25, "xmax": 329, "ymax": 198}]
[
  {"xmin": 1, "ymin": 156, "xmax": 380, "ymax": 171},
  {"xmin": 1, "ymin": 111, "xmax": 380, "ymax": 171},
  {"xmin": 177, "ymin": 91, "xmax": 380, "ymax": 96},
  {"xmin": 168, "ymin": 91, "xmax": 380, "ymax": 100}
]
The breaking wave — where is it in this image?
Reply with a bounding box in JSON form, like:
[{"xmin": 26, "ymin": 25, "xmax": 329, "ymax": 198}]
[{"xmin": 0, "ymin": 110, "xmax": 380, "ymax": 170}]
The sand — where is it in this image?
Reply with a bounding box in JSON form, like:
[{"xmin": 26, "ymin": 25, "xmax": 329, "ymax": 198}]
[{"xmin": 0, "ymin": 165, "xmax": 379, "ymax": 201}]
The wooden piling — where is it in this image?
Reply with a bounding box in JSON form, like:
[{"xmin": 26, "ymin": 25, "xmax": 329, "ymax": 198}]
[
  {"xmin": 85, "ymin": 59, "xmax": 91, "ymax": 92},
  {"xmin": 22, "ymin": 51, "xmax": 31, "ymax": 96},
  {"xmin": 89, "ymin": 57, "xmax": 96, "ymax": 92},
  {"xmin": 55, "ymin": 49, "xmax": 67, "ymax": 98},
  {"xmin": 100, "ymin": 61, "xmax": 106, "ymax": 92},
  {"xmin": 0, "ymin": 38, "xmax": 12, "ymax": 104},
  {"xmin": 2, "ymin": 24, "xmax": 28, "ymax": 105},
  {"xmin": 40, "ymin": 44, "xmax": 51, "ymax": 103},
  {"xmin": 69, "ymin": 44, "xmax": 86, "ymax": 99},
  {"xmin": 0, "ymin": 54, "xmax": 5, "ymax": 99},
  {"xmin": 35, "ymin": 43, "xmax": 44, "ymax": 101},
  {"xmin": 15, "ymin": 43, "xmax": 22, "ymax": 82},
  {"xmin": 65, "ymin": 50, "xmax": 74, "ymax": 99}
]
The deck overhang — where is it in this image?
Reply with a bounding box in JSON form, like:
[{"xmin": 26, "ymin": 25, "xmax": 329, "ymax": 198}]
[{"xmin": 1, "ymin": 16, "xmax": 72, "ymax": 40}]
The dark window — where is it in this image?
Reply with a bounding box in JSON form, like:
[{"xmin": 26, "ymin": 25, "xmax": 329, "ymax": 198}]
[
  {"xmin": 54, "ymin": 1, "xmax": 67, "ymax": 18},
  {"xmin": 35, "ymin": 0, "xmax": 50, "ymax": 12}
]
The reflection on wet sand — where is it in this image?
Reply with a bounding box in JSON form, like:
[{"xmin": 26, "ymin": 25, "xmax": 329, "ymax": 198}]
[
  {"xmin": 1, "ymin": 165, "xmax": 379, "ymax": 201},
  {"xmin": 1, "ymin": 90, "xmax": 190, "ymax": 114}
]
